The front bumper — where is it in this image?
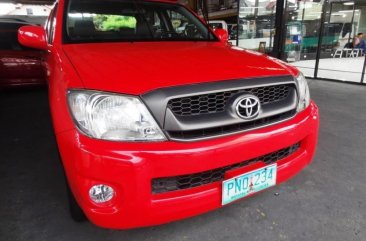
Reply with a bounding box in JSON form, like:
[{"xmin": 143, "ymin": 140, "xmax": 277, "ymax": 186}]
[{"xmin": 56, "ymin": 101, "xmax": 319, "ymax": 229}]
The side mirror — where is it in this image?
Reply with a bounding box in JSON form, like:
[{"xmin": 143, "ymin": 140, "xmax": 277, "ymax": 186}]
[
  {"xmin": 213, "ymin": 28, "xmax": 229, "ymax": 44},
  {"xmin": 18, "ymin": 26, "xmax": 48, "ymax": 50}
]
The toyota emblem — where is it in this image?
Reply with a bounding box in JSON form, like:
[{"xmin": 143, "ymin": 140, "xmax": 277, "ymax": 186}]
[{"xmin": 235, "ymin": 95, "xmax": 261, "ymax": 120}]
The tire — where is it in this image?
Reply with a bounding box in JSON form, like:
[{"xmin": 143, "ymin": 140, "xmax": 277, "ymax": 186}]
[
  {"xmin": 55, "ymin": 137, "xmax": 87, "ymax": 222},
  {"xmin": 65, "ymin": 180, "xmax": 87, "ymax": 222}
]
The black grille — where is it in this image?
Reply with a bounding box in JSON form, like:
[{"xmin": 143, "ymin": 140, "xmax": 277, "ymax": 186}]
[
  {"xmin": 168, "ymin": 84, "xmax": 291, "ymax": 116},
  {"xmin": 152, "ymin": 142, "xmax": 301, "ymax": 194},
  {"xmin": 168, "ymin": 110, "xmax": 296, "ymax": 140}
]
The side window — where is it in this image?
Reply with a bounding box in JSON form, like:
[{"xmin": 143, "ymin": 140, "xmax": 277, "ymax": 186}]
[
  {"xmin": 93, "ymin": 15, "xmax": 137, "ymax": 32},
  {"xmin": 45, "ymin": 3, "xmax": 58, "ymax": 44},
  {"xmin": 67, "ymin": 14, "xmax": 138, "ymax": 40}
]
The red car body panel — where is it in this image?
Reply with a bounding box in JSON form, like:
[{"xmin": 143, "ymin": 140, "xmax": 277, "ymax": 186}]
[
  {"xmin": 62, "ymin": 42, "xmax": 295, "ymax": 95},
  {"xmin": 24, "ymin": 0, "xmax": 319, "ymax": 229},
  {"xmin": 0, "ymin": 50, "xmax": 45, "ymax": 87},
  {"xmin": 0, "ymin": 23, "xmax": 46, "ymax": 88},
  {"xmin": 56, "ymin": 102, "xmax": 318, "ymax": 229}
]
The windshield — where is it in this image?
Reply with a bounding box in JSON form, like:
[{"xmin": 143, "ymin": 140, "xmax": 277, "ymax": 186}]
[{"xmin": 64, "ymin": 0, "xmax": 216, "ymax": 43}]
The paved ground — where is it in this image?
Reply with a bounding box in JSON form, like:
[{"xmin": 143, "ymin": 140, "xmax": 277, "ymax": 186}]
[{"xmin": 1, "ymin": 80, "xmax": 366, "ymax": 241}]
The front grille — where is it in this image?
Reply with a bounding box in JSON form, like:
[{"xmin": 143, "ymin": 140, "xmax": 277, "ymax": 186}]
[
  {"xmin": 168, "ymin": 84, "xmax": 291, "ymax": 116},
  {"xmin": 167, "ymin": 110, "xmax": 296, "ymax": 140},
  {"xmin": 152, "ymin": 142, "xmax": 300, "ymax": 194}
]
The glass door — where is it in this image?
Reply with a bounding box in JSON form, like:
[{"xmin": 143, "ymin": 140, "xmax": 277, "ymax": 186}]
[
  {"xmin": 233, "ymin": 0, "xmax": 277, "ymax": 54},
  {"xmin": 317, "ymin": 1, "xmax": 365, "ymax": 83},
  {"xmin": 283, "ymin": 0, "xmax": 324, "ymax": 78}
]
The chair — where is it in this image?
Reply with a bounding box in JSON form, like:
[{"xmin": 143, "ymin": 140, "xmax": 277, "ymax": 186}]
[
  {"xmin": 258, "ymin": 41, "xmax": 266, "ymax": 53},
  {"xmin": 333, "ymin": 42, "xmax": 359, "ymax": 58},
  {"xmin": 349, "ymin": 48, "xmax": 362, "ymax": 57},
  {"xmin": 333, "ymin": 48, "xmax": 343, "ymax": 58}
]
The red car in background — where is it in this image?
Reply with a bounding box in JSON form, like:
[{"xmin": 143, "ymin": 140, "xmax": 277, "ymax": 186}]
[{"xmin": 0, "ymin": 19, "xmax": 45, "ymax": 88}]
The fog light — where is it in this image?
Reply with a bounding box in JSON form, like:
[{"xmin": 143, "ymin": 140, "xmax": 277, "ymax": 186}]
[{"xmin": 89, "ymin": 184, "xmax": 114, "ymax": 203}]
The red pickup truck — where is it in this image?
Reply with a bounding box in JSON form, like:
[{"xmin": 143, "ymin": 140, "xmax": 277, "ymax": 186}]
[
  {"xmin": 18, "ymin": 0, "xmax": 319, "ymax": 229},
  {"xmin": 0, "ymin": 19, "xmax": 45, "ymax": 88}
]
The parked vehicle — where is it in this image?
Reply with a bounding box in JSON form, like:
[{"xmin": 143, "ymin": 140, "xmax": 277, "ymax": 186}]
[
  {"xmin": 208, "ymin": 20, "xmax": 228, "ymax": 31},
  {"xmin": 18, "ymin": 0, "xmax": 318, "ymax": 229},
  {"xmin": 0, "ymin": 19, "xmax": 45, "ymax": 88}
]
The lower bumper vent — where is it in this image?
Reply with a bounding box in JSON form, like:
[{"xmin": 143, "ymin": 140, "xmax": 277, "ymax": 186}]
[{"xmin": 152, "ymin": 142, "xmax": 300, "ymax": 194}]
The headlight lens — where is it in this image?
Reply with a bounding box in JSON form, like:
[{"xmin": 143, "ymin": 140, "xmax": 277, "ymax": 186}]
[
  {"xmin": 296, "ymin": 72, "xmax": 310, "ymax": 112},
  {"xmin": 67, "ymin": 90, "xmax": 166, "ymax": 141}
]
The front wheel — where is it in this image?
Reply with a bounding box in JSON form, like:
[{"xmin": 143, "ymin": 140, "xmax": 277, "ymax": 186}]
[{"xmin": 65, "ymin": 180, "xmax": 87, "ymax": 222}]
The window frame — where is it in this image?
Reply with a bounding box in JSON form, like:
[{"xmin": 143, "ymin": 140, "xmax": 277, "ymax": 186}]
[{"xmin": 45, "ymin": 3, "xmax": 59, "ymax": 45}]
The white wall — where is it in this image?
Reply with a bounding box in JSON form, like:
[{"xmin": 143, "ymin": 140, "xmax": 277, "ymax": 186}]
[{"xmin": 0, "ymin": 4, "xmax": 52, "ymax": 16}]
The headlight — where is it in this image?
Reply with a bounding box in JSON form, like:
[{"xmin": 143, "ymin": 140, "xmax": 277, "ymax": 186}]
[
  {"xmin": 67, "ymin": 90, "xmax": 166, "ymax": 141},
  {"xmin": 296, "ymin": 72, "xmax": 310, "ymax": 112}
]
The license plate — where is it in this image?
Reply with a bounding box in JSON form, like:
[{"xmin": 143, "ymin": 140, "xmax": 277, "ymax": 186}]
[{"xmin": 222, "ymin": 164, "xmax": 277, "ymax": 205}]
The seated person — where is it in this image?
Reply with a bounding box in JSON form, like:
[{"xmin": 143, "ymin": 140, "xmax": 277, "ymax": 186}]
[{"xmin": 353, "ymin": 33, "xmax": 366, "ymax": 53}]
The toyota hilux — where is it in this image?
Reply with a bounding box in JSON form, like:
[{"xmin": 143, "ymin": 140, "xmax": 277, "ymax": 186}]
[{"xmin": 18, "ymin": 0, "xmax": 319, "ymax": 229}]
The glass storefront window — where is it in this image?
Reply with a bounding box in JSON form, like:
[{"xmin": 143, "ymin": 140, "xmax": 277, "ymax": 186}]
[
  {"xmin": 317, "ymin": 1, "xmax": 366, "ymax": 83},
  {"xmin": 283, "ymin": 0, "xmax": 324, "ymax": 77},
  {"xmin": 282, "ymin": 0, "xmax": 366, "ymax": 83},
  {"xmin": 232, "ymin": 0, "xmax": 277, "ymax": 54},
  {"xmin": 228, "ymin": 0, "xmax": 366, "ymax": 83}
]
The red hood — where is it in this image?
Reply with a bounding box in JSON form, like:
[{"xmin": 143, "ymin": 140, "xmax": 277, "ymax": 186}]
[{"xmin": 63, "ymin": 42, "xmax": 294, "ymax": 95}]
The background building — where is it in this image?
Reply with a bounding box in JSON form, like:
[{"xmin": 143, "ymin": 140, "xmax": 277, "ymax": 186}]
[
  {"xmin": 1, "ymin": 0, "xmax": 365, "ymax": 83},
  {"xmin": 0, "ymin": 3, "xmax": 51, "ymax": 25},
  {"xmin": 196, "ymin": 0, "xmax": 366, "ymax": 83}
]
